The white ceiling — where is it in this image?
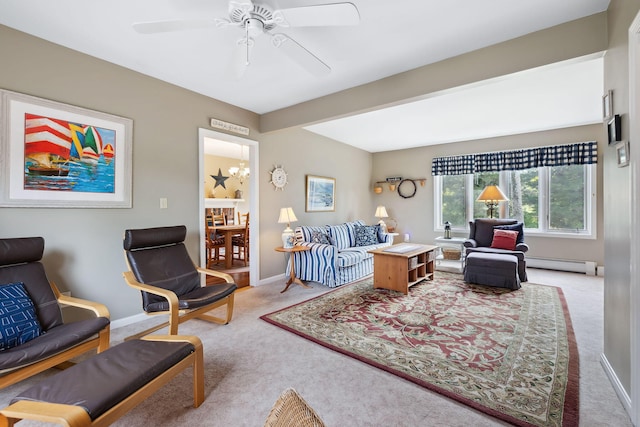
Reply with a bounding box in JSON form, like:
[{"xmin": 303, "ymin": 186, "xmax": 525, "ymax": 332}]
[{"xmin": 0, "ymin": 0, "xmax": 609, "ymax": 153}]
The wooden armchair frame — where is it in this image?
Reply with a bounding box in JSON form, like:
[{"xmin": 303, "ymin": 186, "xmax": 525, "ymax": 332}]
[{"xmin": 123, "ymin": 265, "xmax": 235, "ymax": 340}]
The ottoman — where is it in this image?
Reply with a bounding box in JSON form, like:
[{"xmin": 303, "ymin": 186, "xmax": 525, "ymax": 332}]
[{"xmin": 464, "ymin": 252, "xmax": 521, "ymax": 290}]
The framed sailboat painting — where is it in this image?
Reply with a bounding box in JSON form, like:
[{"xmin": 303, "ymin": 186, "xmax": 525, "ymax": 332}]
[{"xmin": 0, "ymin": 89, "xmax": 133, "ymax": 207}]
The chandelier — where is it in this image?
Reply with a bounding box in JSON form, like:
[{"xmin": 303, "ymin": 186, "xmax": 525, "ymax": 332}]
[{"xmin": 228, "ymin": 145, "xmax": 250, "ymax": 185}]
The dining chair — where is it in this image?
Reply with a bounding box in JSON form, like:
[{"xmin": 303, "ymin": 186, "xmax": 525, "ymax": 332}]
[
  {"xmin": 237, "ymin": 211, "xmax": 249, "ymax": 225},
  {"xmin": 205, "ymin": 212, "xmax": 226, "ymax": 267},
  {"xmin": 232, "ymin": 213, "xmax": 250, "ymax": 266}
]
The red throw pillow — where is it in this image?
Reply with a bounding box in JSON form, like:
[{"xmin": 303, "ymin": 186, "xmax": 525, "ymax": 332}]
[{"xmin": 490, "ymin": 229, "xmax": 518, "ymax": 250}]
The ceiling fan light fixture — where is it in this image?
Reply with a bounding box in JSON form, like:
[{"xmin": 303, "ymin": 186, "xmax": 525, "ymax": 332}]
[{"xmin": 245, "ymin": 17, "xmax": 264, "ymax": 38}]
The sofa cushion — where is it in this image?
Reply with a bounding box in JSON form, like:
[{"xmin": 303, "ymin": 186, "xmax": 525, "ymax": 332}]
[
  {"xmin": 328, "ymin": 223, "xmax": 355, "ymax": 250},
  {"xmin": 337, "ymin": 247, "xmax": 370, "ymax": 267},
  {"xmin": 0, "ymin": 282, "xmax": 42, "ymax": 351},
  {"xmin": 354, "ymin": 224, "xmax": 380, "ymax": 246}
]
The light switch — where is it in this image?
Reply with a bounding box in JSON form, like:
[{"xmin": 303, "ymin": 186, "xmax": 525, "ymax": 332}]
[{"xmin": 160, "ymin": 198, "xmax": 168, "ymax": 209}]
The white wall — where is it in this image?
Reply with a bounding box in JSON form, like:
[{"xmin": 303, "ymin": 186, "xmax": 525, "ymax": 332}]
[{"xmin": 602, "ymin": 0, "xmax": 640, "ymax": 402}]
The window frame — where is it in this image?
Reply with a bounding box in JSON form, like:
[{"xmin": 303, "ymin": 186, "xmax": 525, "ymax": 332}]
[{"xmin": 433, "ymin": 164, "xmax": 596, "ymax": 239}]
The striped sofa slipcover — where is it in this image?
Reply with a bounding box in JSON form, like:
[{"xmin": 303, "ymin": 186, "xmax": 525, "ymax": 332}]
[{"xmin": 287, "ymin": 220, "xmax": 393, "ymax": 288}]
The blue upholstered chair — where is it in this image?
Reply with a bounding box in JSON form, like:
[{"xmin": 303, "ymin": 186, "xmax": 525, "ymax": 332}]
[{"xmin": 464, "ymin": 218, "xmax": 529, "ymax": 282}]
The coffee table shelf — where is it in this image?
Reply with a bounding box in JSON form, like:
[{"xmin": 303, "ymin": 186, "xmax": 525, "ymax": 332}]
[{"xmin": 369, "ymin": 243, "xmax": 437, "ymax": 295}]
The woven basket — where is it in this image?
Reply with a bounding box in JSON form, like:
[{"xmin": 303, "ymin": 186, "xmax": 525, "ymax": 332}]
[{"xmin": 442, "ymin": 248, "xmax": 461, "ymax": 260}]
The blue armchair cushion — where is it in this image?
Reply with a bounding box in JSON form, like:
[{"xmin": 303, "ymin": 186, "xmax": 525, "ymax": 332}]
[
  {"xmin": 494, "ymin": 222, "xmax": 525, "ymax": 244},
  {"xmin": 0, "ymin": 282, "xmax": 42, "ymax": 351},
  {"xmin": 354, "ymin": 224, "xmax": 380, "ymax": 246}
]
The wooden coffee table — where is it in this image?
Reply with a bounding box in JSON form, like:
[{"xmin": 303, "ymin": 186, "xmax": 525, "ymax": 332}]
[{"xmin": 368, "ymin": 243, "xmax": 437, "ymax": 295}]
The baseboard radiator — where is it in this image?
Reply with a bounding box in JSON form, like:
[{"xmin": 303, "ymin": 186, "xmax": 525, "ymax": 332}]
[{"xmin": 526, "ymin": 257, "xmax": 598, "ymax": 276}]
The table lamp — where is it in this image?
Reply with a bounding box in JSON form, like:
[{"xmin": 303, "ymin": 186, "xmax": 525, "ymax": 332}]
[
  {"xmin": 375, "ymin": 205, "xmax": 389, "ymax": 232},
  {"xmin": 476, "ymin": 185, "xmax": 508, "ymax": 218},
  {"xmin": 278, "ymin": 207, "xmax": 298, "ymax": 248}
]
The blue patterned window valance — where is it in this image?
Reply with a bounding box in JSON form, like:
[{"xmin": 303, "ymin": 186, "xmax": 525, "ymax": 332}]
[{"xmin": 431, "ymin": 141, "xmax": 597, "ymax": 176}]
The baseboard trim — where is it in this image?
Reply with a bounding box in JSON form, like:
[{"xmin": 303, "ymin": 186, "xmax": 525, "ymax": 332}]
[
  {"xmin": 526, "ymin": 257, "xmax": 598, "ymax": 275},
  {"xmin": 600, "ymin": 353, "xmax": 632, "ymax": 418},
  {"xmin": 256, "ymin": 273, "xmax": 286, "ymax": 287},
  {"xmin": 111, "ymin": 312, "xmax": 150, "ymax": 330}
]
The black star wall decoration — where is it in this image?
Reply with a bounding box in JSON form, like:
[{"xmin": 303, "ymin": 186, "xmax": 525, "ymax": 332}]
[{"xmin": 211, "ymin": 168, "xmax": 229, "ymax": 189}]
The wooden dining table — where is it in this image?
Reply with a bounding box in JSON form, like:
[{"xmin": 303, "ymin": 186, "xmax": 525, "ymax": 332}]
[{"xmin": 213, "ymin": 224, "xmax": 247, "ymax": 269}]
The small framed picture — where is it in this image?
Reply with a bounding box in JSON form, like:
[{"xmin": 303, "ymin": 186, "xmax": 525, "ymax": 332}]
[
  {"xmin": 608, "ymin": 114, "xmax": 622, "ymax": 144},
  {"xmin": 305, "ymin": 175, "xmax": 335, "ymax": 212},
  {"xmin": 616, "ymin": 141, "xmax": 629, "ymax": 168},
  {"xmin": 602, "ymin": 90, "xmax": 613, "ymax": 120}
]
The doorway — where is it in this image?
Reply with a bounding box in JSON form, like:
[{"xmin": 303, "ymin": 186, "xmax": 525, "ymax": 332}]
[{"xmin": 198, "ymin": 128, "xmax": 259, "ymax": 287}]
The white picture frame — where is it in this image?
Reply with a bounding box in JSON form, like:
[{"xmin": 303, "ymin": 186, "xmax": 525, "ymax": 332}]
[
  {"xmin": 616, "ymin": 140, "xmax": 630, "ymax": 168},
  {"xmin": 0, "ymin": 89, "xmax": 133, "ymax": 208}
]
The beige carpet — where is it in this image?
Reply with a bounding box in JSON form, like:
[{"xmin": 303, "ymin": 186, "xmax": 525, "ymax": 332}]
[{"xmin": 0, "ymin": 269, "xmax": 631, "ymax": 426}]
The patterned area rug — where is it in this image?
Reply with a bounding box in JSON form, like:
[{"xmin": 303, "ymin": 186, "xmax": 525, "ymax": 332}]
[{"xmin": 261, "ymin": 272, "xmax": 579, "ymax": 427}]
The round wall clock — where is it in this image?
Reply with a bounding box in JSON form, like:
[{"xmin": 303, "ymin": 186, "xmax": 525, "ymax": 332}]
[{"xmin": 270, "ymin": 165, "xmax": 288, "ymax": 190}]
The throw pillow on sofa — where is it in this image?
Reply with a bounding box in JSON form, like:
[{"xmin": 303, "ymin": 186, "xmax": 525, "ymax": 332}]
[
  {"xmin": 354, "ymin": 224, "xmax": 379, "ymax": 246},
  {"xmin": 310, "ymin": 231, "xmax": 332, "ymax": 245}
]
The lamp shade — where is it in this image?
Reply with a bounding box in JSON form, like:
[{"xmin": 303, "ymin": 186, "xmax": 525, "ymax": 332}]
[
  {"xmin": 476, "ymin": 185, "xmax": 508, "ymax": 202},
  {"xmin": 375, "ymin": 206, "xmax": 389, "ymax": 218},
  {"xmin": 278, "ymin": 207, "xmax": 298, "ymax": 224}
]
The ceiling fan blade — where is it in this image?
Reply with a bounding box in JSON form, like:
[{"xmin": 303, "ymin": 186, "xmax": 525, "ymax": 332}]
[
  {"xmin": 272, "ymin": 33, "xmax": 330, "ymax": 76},
  {"xmin": 273, "ymin": 3, "xmax": 359, "ymax": 28},
  {"xmin": 132, "ymin": 19, "xmax": 217, "ymax": 34},
  {"xmin": 229, "ymin": 0, "xmax": 254, "ymax": 21}
]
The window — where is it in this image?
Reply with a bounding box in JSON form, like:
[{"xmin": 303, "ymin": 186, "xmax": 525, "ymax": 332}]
[{"xmin": 434, "ymin": 164, "xmax": 595, "ymax": 237}]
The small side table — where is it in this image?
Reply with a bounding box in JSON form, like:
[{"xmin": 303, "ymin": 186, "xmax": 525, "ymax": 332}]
[
  {"xmin": 274, "ymin": 246, "xmax": 312, "ymax": 293},
  {"xmin": 434, "ymin": 236, "xmax": 467, "ymax": 273}
]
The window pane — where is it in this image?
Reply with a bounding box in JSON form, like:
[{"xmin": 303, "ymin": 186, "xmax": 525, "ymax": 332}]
[
  {"xmin": 441, "ymin": 175, "xmax": 466, "ymax": 227},
  {"xmin": 506, "ymin": 169, "xmax": 538, "ymax": 228},
  {"xmin": 549, "ymin": 165, "xmax": 585, "ymax": 230},
  {"xmin": 473, "ymin": 172, "xmax": 499, "ymax": 218}
]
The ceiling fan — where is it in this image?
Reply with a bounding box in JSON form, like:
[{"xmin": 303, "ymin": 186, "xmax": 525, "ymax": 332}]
[{"xmin": 132, "ymin": 1, "xmax": 360, "ymax": 77}]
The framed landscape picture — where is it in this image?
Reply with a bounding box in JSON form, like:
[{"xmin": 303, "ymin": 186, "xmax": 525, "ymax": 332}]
[
  {"xmin": 0, "ymin": 89, "xmax": 133, "ymax": 207},
  {"xmin": 306, "ymin": 175, "xmax": 335, "ymax": 212}
]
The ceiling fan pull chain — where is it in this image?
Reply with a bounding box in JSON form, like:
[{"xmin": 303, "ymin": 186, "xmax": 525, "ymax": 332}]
[{"xmin": 245, "ymin": 23, "xmax": 250, "ymax": 65}]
